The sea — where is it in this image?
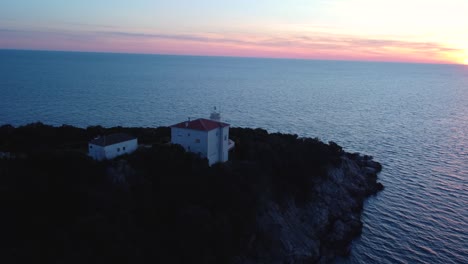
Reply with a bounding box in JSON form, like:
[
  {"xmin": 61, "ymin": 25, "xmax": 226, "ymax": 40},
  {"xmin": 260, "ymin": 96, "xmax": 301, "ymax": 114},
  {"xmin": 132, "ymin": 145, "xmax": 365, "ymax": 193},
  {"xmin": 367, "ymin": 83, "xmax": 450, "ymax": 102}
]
[{"xmin": 0, "ymin": 50, "xmax": 467, "ymax": 263}]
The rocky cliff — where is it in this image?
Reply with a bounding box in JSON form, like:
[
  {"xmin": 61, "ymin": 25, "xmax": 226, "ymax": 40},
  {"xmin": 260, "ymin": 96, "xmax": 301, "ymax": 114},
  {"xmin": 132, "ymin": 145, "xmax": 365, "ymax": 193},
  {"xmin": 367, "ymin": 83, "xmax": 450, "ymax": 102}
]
[
  {"xmin": 239, "ymin": 154, "xmax": 383, "ymax": 263},
  {"xmin": 0, "ymin": 123, "xmax": 383, "ymax": 264}
]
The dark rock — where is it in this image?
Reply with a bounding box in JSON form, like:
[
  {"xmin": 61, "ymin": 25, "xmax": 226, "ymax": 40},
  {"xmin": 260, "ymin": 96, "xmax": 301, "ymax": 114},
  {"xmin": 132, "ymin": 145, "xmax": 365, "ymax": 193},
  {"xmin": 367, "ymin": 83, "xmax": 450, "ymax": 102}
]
[
  {"xmin": 248, "ymin": 155, "xmax": 383, "ymax": 263},
  {"xmin": 376, "ymin": 182, "xmax": 384, "ymax": 191}
]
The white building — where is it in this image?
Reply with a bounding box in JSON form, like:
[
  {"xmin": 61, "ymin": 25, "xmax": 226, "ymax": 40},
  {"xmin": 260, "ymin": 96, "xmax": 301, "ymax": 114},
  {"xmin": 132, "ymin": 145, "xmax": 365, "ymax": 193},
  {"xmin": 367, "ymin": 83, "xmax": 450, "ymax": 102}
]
[
  {"xmin": 88, "ymin": 133, "xmax": 138, "ymax": 161},
  {"xmin": 170, "ymin": 117, "xmax": 235, "ymax": 166}
]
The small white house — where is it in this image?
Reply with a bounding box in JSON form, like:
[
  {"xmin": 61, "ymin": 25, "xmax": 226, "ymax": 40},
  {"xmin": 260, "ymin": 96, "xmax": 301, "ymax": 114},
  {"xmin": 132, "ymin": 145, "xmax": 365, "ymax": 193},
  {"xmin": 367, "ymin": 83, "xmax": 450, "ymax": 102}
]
[
  {"xmin": 88, "ymin": 133, "xmax": 138, "ymax": 161},
  {"xmin": 170, "ymin": 117, "xmax": 235, "ymax": 166}
]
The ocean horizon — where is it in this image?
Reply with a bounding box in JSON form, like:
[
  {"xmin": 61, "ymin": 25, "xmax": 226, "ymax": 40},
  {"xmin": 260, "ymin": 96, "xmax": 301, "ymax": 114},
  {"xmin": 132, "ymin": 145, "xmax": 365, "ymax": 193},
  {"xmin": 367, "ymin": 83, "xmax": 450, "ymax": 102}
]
[
  {"xmin": 1, "ymin": 49, "xmax": 467, "ymax": 263},
  {"xmin": 2, "ymin": 48, "xmax": 464, "ymax": 66}
]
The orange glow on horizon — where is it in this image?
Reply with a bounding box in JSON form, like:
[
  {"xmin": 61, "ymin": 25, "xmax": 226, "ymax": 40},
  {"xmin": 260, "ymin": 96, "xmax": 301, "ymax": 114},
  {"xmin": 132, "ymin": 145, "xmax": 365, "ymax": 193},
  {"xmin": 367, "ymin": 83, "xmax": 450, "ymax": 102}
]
[
  {"xmin": 0, "ymin": 27, "xmax": 464, "ymax": 65},
  {"xmin": 1, "ymin": 0, "xmax": 467, "ymax": 65},
  {"xmin": 128, "ymin": 36, "xmax": 464, "ymax": 65},
  {"xmin": 448, "ymin": 50, "xmax": 468, "ymax": 65},
  {"xmin": 463, "ymin": 55, "xmax": 468, "ymax": 65},
  {"xmin": 99, "ymin": 32, "xmax": 464, "ymax": 64}
]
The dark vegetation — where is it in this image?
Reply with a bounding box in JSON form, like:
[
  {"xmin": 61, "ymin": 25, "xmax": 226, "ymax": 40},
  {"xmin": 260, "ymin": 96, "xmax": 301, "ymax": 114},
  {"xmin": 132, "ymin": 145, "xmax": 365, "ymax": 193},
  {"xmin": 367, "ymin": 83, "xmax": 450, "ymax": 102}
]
[{"xmin": 0, "ymin": 122, "xmax": 344, "ymax": 263}]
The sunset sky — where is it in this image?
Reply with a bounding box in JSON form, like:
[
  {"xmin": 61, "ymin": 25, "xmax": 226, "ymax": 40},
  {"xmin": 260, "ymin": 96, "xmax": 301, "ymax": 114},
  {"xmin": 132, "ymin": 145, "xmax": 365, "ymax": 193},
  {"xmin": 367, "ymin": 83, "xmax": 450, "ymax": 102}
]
[{"xmin": 1, "ymin": 0, "xmax": 468, "ymax": 64}]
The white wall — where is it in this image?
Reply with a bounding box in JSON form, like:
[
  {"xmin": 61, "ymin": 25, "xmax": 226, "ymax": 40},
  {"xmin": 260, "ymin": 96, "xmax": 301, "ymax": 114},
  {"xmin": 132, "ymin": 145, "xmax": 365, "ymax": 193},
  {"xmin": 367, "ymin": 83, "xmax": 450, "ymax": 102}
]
[
  {"xmin": 171, "ymin": 126, "xmax": 230, "ymax": 166},
  {"xmin": 207, "ymin": 126, "xmax": 230, "ymax": 165},
  {"xmin": 88, "ymin": 144, "xmax": 106, "ymax": 161},
  {"xmin": 88, "ymin": 138, "xmax": 138, "ymax": 161},
  {"xmin": 171, "ymin": 127, "xmax": 208, "ymax": 158},
  {"xmin": 104, "ymin": 139, "xmax": 138, "ymax": 160},
  {"xmin": 221, "ymin": 126, "xmax": 230, "ymax": 162},
  {"xmin": 207, "ymin": 129, "xmax": 219, "ymax": 165}
]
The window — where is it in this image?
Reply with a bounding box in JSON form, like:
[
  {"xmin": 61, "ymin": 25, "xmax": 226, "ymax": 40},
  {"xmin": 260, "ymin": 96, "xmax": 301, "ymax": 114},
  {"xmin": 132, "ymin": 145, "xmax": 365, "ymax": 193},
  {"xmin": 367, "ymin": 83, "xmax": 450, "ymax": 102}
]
[
  {"xmin": 195, "ymin": 139, "xmax": 200, "ymax": 143},
  {"xmin": 89, "ymin": 145, "xmax": 93, "ymax": 148},
  {"xmin": 188, "ymin": 133, "xmax": 190, "ymax": 136},
  {"xmin": 123, "ymin": 146, "xmax": 126, "ymax": 151},
  {"xmin": 224, "ymin": 135, "xmax": 227, "ymax": 141},
  {"xmin": 117, "ymin": 148, "xmax": 120, "ymax": 152}
]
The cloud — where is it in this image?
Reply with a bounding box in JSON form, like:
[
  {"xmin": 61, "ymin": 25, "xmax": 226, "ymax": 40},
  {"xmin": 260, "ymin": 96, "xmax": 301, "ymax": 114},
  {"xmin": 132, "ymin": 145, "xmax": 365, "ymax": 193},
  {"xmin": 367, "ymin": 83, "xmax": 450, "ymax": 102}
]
[
  {"xmin": 96, "ymin": 29, "xmax": 460, "ymax": 53},
  {"xmin": 0, "ymin": 27, "xmax": 463, "ymax": 63},
  {"xmin": 97, "ymin": 31, "xmax": 259, "ymax": 46}
]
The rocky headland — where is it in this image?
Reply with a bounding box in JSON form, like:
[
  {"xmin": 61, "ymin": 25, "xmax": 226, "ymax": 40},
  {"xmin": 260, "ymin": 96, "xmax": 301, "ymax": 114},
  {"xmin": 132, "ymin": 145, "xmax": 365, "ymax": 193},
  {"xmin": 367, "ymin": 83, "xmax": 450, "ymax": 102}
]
[
  {"xmin": 245, "ymin": 154, "xmax": 383, "ymax": 263},
  {"xmin": 0, "ymin": 123, "xmax": 382, "ymax": 263}
]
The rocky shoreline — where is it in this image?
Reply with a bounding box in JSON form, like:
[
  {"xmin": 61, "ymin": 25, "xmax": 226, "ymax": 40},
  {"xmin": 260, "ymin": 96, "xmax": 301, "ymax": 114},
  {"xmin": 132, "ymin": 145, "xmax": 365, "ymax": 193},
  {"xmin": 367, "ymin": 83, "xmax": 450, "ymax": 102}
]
[
  {"xmin": 0, "ymin": 123, "xmax": 383, "ymax": 263},
  {"xmin": 239, "ymin": 154, "xmax": 383, "ymax": 263}
]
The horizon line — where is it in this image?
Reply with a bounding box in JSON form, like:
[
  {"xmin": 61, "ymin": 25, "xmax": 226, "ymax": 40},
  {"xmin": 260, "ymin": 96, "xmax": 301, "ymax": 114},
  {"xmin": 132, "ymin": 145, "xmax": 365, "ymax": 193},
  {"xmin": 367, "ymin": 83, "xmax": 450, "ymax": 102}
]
[{"xmin": 1, "ymin": 48, "xmax": 464, "ymax": 66}]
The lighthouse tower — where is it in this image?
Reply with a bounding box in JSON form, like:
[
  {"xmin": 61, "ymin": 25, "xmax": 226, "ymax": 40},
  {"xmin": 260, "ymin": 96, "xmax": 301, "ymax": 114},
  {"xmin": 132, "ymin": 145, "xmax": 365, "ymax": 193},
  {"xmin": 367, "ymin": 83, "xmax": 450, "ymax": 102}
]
[
  {"xmin": 170, "ymin": 107, "xmax": 235, "ymax": 166},
  {"xmin": 209, "ymin": 106, "xmax": 221, "ymax": 121}
]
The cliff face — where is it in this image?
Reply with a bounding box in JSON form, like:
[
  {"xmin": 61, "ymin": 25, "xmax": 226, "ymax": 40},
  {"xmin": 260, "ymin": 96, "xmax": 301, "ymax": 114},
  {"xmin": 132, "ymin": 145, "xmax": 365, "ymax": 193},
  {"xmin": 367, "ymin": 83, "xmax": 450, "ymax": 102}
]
[
  {"xmin": 242, "ymin": 154, "xmax": 383, "ymax": 263},
  {"xmin": 0, "ymin": 124, "xmax": 383, "ymax": 264}
]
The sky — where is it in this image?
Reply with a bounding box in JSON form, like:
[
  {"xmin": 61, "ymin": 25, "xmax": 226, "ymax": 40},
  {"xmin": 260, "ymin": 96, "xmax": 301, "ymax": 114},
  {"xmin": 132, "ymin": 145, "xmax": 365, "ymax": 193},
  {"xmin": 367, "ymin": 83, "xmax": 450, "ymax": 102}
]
[{"xmin": 1, "ymin": 0, "xmax": 468, "ymax": 64}]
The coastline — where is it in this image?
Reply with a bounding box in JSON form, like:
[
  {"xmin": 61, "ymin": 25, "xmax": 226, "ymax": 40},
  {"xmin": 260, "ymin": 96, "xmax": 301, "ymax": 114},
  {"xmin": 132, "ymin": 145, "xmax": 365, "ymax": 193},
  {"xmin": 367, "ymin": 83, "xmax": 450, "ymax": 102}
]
[
  {"xmin": 0, "ymin": 123, "xmax": 383, "ymax": 263},
  {"xmin": 242, "ymin": 153, "xmax": 383, "ymax": 263}
]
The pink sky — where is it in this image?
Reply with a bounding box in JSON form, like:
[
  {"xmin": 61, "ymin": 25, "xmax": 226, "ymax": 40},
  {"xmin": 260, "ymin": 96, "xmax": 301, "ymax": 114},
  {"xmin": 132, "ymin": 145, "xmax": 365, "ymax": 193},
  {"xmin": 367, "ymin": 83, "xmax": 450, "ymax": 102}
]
[
  {"xmin": 0, "ymin": 29, "xmax": 462, "ymax": 64},
  {"xmin": 1, "ymin": 0, "xmax": 467, "ymax": 64}
]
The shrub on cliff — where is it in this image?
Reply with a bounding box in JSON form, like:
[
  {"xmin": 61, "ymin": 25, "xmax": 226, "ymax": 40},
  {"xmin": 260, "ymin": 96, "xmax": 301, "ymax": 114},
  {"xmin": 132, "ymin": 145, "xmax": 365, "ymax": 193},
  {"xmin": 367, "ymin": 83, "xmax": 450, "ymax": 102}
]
[{"xmin": 229, "ymin": 127, "xmax": 342, "ymax": 204}]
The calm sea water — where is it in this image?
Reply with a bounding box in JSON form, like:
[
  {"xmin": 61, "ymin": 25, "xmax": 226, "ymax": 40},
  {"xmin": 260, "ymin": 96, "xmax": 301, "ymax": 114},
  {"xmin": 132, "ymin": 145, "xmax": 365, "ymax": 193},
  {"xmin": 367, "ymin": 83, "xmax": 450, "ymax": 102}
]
[{"xmin": 1, "ymin": 50, "xmax": 467, "ymax": 263}]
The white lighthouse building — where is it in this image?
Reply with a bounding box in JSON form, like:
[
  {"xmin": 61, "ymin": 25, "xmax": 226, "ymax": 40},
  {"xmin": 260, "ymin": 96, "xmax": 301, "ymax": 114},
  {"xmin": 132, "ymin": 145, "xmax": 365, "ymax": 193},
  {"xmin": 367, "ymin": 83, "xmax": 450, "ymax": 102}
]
[
  {"xmin": 170, "ymin": 110, "xmax": 235, "ymax": 166},
  {"xmin": 88, "ymin": 133, "xmax": 138, "ymax": 161}
]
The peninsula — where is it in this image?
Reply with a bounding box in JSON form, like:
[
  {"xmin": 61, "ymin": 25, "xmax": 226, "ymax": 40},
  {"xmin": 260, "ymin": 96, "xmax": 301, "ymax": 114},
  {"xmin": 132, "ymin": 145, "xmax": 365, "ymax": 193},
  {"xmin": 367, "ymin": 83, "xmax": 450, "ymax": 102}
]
[{"xmin": 0, "ymin": 123, "xmax": 383, "ymax": 263}]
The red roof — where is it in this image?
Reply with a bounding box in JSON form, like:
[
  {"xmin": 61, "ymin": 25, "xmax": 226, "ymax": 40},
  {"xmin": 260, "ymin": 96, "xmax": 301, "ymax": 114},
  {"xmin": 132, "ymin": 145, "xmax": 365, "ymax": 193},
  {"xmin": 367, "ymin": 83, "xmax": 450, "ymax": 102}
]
[{"xmin": 171, "ymin": 118, "xmax": 229, "ymax": 131}]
